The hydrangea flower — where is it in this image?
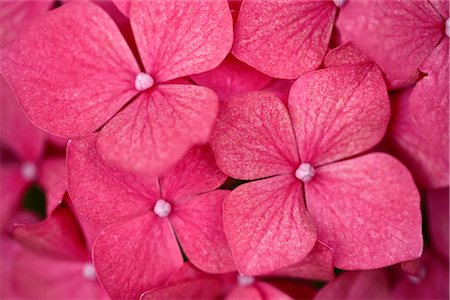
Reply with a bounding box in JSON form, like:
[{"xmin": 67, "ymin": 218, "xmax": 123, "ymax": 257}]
[
  {"xmin": 67, "ymin": 135, "xmax": 234, "ymax": 299},
  {"xmin": 0, "ymin": 1, "xmax": 233, "ymax": 176},
  {"xmin": 210, "ymin": 44, "xmax": 423, "ymax": 275}
]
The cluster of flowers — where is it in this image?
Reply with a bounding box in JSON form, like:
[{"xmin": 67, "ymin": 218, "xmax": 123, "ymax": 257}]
[{"xmin": 0, "ymin": 0, "xmax": 448, "ymax": 299}]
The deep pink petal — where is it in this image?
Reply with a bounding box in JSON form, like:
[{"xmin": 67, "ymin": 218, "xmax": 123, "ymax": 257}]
[
  {"xmin": 191, "ymin": 54, "xmax": 272, "ymax": 100},
  {"xmin": 429, "ymin": 0, "xmax": 449, "ymax": 18},
  {"xmin": 255, "ymin": 282, "xmax": 292, "ymax": 300},
  {"xmin": 13, "ymin": 203, "xmax": 89, "ymax": 262},
  {"xmin": 232, "ymin": 0, "xmax": 336, "ymax": 79},
  {"xmin": 409, "ymin": 39, "xmax": 449, "ymax": 166},
  {"xmin": 160, "ymin": 145, "xmax": 226, "ymax": 201},
  {"xmin": 289, "ymin": 64, "xmax": 389, "ymax": 166},
  {"xmin": 67, "ymin": 134, "xmax": 159, "ymax": 224},
  {"xmin": 211, "ymin": 91, "xmax": 299, "ymax": 180},
  {"xmin": 141, "ymin": 278, "xmax": 224, "ymax": 300},
  {"xmin": 97, "ymin": 84, "xmax": 218, "ymax": 176},
  {"xmin": 337, "ymin": 0, "xmax": 444, "ymax": 89},
  {"xmin": 224, "ymin": 175, "xmax": 317, "ymax": 275},
  {"xmin": 226, "ymin": 286, "xmax": 262, "ymax": 300},
  {"xmin": 0, "ymin": 0, "xmax": 52, "ymax": 47},
  {"xmin": 306, "ymin": 153, "xmax": 423, "ymax": 269},
  {"xmin": 112, "ymin": 0, "xmax": 130, "ymax": 16},
  {"xmin": 0, "ymin": 76, "xmax": 45, "ymax": 161},
  {"xmin": 271, "ymin": 241, "xmax": 334, "ymax": 281},
  {"xmin": 315, "ymin": 269, "xmax": 390, "ymax": 299},
  {"xmin": 130, "ymin": 0, "xmax": 233, "ymax": 82},
  {"xmin": 171, "ymin": 190, "xmax": 235, "ymax": 273},
  {"xmin": 323, "ymin": 42, "xmax": 372, "ymax": 68},
  {"xmin": 38, "ymin": 157, "xmax": 66, "ymax": 216},
  {"xmin": 263, "ymin": 79, "xmax": 295, "ymax": 106},
  {"xmin": 426, "ymin": 188, "xmax": 449, "ymax": 260},
  {"xmin": 387, "ymin": 87, "xmax": 448, "ymax": 188},
  {"xmin": 0, "ymin": 2, "xmax": 140, "ymax": 137},
  {"xmin": 93, "ymin": 214, "xmax": 183, "ymax": 299}
]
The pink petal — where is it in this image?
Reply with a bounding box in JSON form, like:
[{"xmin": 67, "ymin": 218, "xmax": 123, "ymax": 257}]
[
  {"xmin": 409, "ymin": 39, "xmax": 449, "ymax": 168},
  {"xmin": 112, "ymin": 0, "xmax": 130, "ymax": 17},
  {"xmin": 323, "ymin": 42, "xmax": 372, "ymax": 68},
  {"xmin": 211, "ymin": 91, "xmax": 299, "ymax": 180},
  {"xmin": 160, "ymin": 145, "xmax": 226, "ymax": 201},
  {"xmin": 426, "ymin": 188, "xmax": 449, "ymax": 260},
  {"xmin": 387, "ymin": 87, "xmax": 448, "ymax": 188},
  {"xmin": 224, "ymin": 175, "xmax": 317, "ymax": 275},
  {"xmin": 13, "ymin": 203, "xmax": 89, "ymax": 262},
  {"xmin": 289, "ymin": 64, "xmax": 389, "ymax": 166},
  {"xmin": 315, "ymin": 269, "xmax": 390, "ymax": 299},
  {"xmin": 429, "ymin": 0, "xmax": 449, "ymax": 18},
  {"xmin": 191, "ymin": 54, "xmax": 272, "ymax": 100},
  {"xmin": 0, "ymin": 0, "xmax": 52, "ymax": 47},
  {"xmin": 0, "ymin": 2, "xmax": 140, "ymax": 137},
  {"xmin": 141, "ymin": 278, "xmax": 224, "ymax": 300},
  {"xmin": 227, "ymin": 286, "xmax": 262, "ymax": 300},
  {"xmin": 38, "ymin": 157, "xmax": 66, "ymax": 216},
  {"xmin": 232, "ymin": 0, "xmax": 336, "ymax": 79},
  {"xmin": 263, "ymin": 79, "xmax": 295, "ymax": 106},
  {"xmin": 306, "ymin": 153, "xmax": 423, "ymax": 269},
  {"xmin": 0, "ymin": 76, "xmax": 45, "ymax": 162},
  {"xmin": 130, "ymin": 0, "xmax": 233, "ymax": 82},
  {"xmin": 255, "ymin": 282, "xmax": 292, "ymax": 300},
  {"xmin": 93, "ymin": 214, "xmax": 183, "ymax": 299},
  {"xmin": 336, "ymin": 0, "xmax": 444, "ymax": 89},
  {"xmin": 272, "ymin": 241, "xmax": 334, "ymax": 281},
  {"xmin": 171, "ymin": 190, "xmax": 235, "ymax": 273},
  {"xmin": 67, "ymin": 134, "xmax": 159, "ymax": 224},
  {"xmin": 97, "ymin": 84, "xmax": 218, "ymax": 176}
]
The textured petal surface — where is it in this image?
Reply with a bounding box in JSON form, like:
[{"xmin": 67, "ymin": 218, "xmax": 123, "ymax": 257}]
[
  {"xmin": 233, "ymin": 0, "xmax": 336, "ymax": 79},
  {"xmin": 93, "ymin": 214, "xmax": 183, "ymax": 300},
  {"xmin": 13, "ymin": 203, "xmax": 88, "ymax": 262},
  {"xmin": 67, "ymin": 135, "xmax": 159, "ymax": 224},
  {"xmin": 323, "ymin": 42, "xmax": 372, "ymax": 68},
  {"xmin": 289, "ymin": 64, "xmax": 389, "ymax": 166},
  {"xmin": 426, "ymin": 188, "xmax": 449, "ymax": 260},
  {"xmin": 160, "ymin": 145, "xmax": 226, "ymax": 201},
  {"xmin": 130, "ymin": 0, "xmax": 233, "ymax": 82},
  {"xmin": 38, "ymin": 157, "xmax": 66, "ymax": 216},
  {"xmin": 271, "ymin": 241, "xmax": 334, "ymax": 281},
  {"xmin": 191, "ymin": 54, "xmax": 272, "ymax": 100},
  {"xmin": 429, "ymin": 0, "xmax": 449, "ymax": 18},
  {"xmin": 306, "ymin": 153, "xmax": 423, "ymax": 269},
  {"xmin": 0, "ymin": 76, "xmax": 45, "ymax": 161},
  {"xmin": 141, "ymin": 278, "xmax": 223, "ymax": 300},
  {"xmin": 0, "ymin": 0, "xmax": 52, "ymax": 47},
  {"xmin": 336, "ymin": 0, "xmax": 444, "ymax": 89},
  {"xmin": 387, "ymin": 87, "xmax": 448, "ymax": 188},
  {"xmin": 171, "ymin": 190, "xmax": 235, "ymax": 273},
  {"xmin": 224, "ymin": 175, "xmax": 317, "ymax": 275},
  {"xmin": 211, "ymin": 91, "xmax": 299, "ymax": 180},
  {"xmin": 0, "ymin": 2, "xmax": 140, "ymax": 137},
  {"xmin": 97, "ymin": 84, "xmax": 218, "ymax": 176}
]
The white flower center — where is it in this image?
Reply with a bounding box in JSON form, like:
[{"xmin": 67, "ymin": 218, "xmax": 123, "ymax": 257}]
[
  {"xmin": 135, "ymin": 72, "xmax": 154, "ymax": 91},
  {"xmin": 295, "ymin": 163, "xmax": 315, "ymax": 183},
  {"xmin": 153, "ymin": 199, "xmax": 171, "ymax": 218},
  {"xmin": 333, "ymin": 0, "xmax": 346, "ymax": 7},
  {"xmin": 445, "ymin": 18, "xmax": 450, "ymax": 38},
  {"xmin": 21, "ymin": 161, "xmax": 37, "ymax": 181},
  {"xmin": 82, "ymin": 263, "xmax": 97, "ymax": 280},
  {"xmin": 237, "ymin": 274, "xmax": 255, "ymax": 287}
]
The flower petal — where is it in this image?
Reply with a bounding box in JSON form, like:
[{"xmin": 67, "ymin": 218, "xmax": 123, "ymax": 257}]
[
  {"xmin": 13, "ymin": 203, "xmax": 89, "ymax": 262},
  {"xmin": 232, "ymin": 0, "xmax": 336, "ymax": 79},
  {"xmin": 191, "ymin": 54, "xmax": 272, "ymax": 100},
  {"xmin": 130, "ymin": 0, "xmax": 233, "ymax": 82},
  {"xmin": 255, "ymin": 282, "xmax": 292, "ymax": 300},
  {"xmin": 336, "ymin": 0, "xmax": 444, "ymax": 89},
  {"xmin": 141, "ymin": 278, "xmax": 223, "ymax": 300},
  {"xmin": 97, "ymin": 84, "xmax": 218, "ymax": 176},
  {"xmin": 67, "ymin": 135, "xmax": 159, "ymax": 224},
  {"xmin": 289, "ymin": 64, "xmax": 389, "ymax": 166},
  {"xmin": 171, "ymin": 190, "xmax": 235, "ymax": 273},
  {"xmin": 227, "ymin": 286, "xmax": 262, "ymax": 300},
  {"xmin": 38, "ymin": 157, "xmax": 66, "ymax": 216},
  {"xmin": 211, "ymin": 91, "xmax": 299, "ymax": 180},
  {"xmin": 0, "ymin": 165, "xmax": 28, "ymax": 231},
  {"xmin": 112, "ymin": 0, "xmax": 130, "ymax": 17},
  {"xmin": 0, "ymin": 2, "xmax": 140, "ymax": 137},
  {"xmin": 426, "ymin": 188, "xmax": 449, "ymax": 260},
  {"xmin": 306, "ymin": 153, "xmax": 423, "ymax": 269},
  {"xmin": 323, "ymin": 42, "xmax": 372, "ymax": 68},
  {"xmin": 160, "ymin": 145, "xmax": 226, "ymax": 201},
  {"xmin": 93, "ymin": 214, "xmax": 183, "ymax": 299},
  {"xmin": 224, "ymin": 175, "xmax": 317, "ymax": 275}
]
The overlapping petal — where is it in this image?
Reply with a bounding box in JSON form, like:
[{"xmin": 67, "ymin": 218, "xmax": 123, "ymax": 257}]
[{"xmin": 38, "ymin": 157, "xmax": 66, "ymax": 215}]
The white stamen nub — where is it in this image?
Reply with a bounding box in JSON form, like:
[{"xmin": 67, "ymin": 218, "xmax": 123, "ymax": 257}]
[
  {"xmin": 83, "ymin": 263, "xmax": 97, "ymax": 280},
  {"xmin": 237, "ymin": 274, "xmax": 255, "ymax": 287},
  {"xmin": 21, "ymin": 161, "xmax": 37, "ymax": 182},
  {"xmin": 445, "ymin": 18, "xmax": 450, "ymax": 38},
  {"xmin": 295, "ymin": 163, "xmax": 315, "ymax": 183},
  {"xmin": 333, "ymin": 0, "xmax": 346, "ymax": 7},
  {"xmin": 153, "ymin": 199, "xmax": 171, "ymax": 218},
  {"xmin": 135, "ymin": 72, "xmax": 154, "ymax": 91}
]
